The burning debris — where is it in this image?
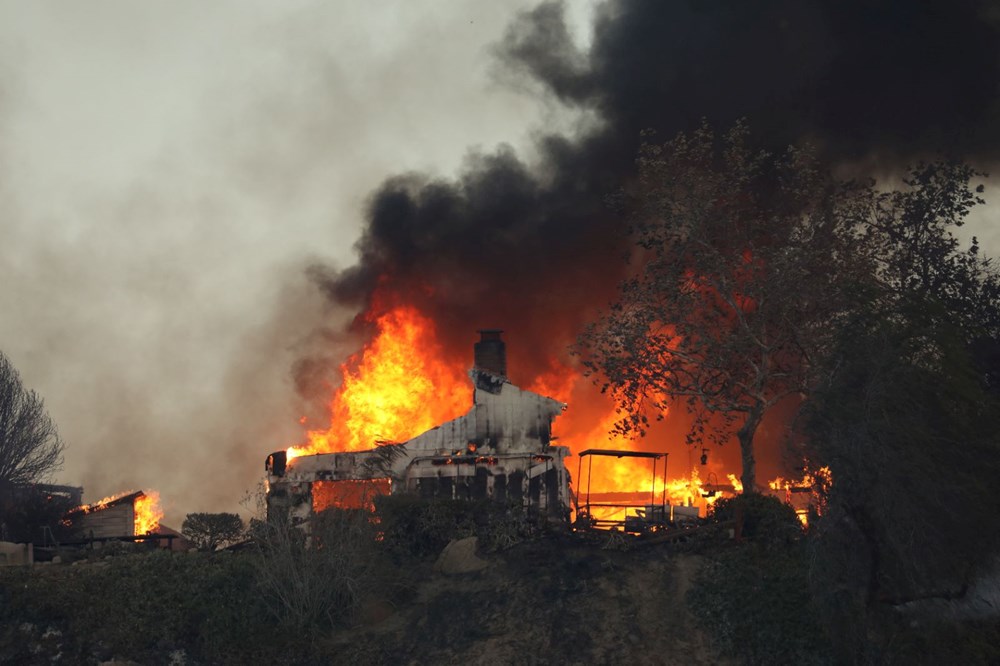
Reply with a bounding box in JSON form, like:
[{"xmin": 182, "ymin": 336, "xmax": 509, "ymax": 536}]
[{"xmin": 769, "ymin": 466, "xmax": 832, "ymax": 527}]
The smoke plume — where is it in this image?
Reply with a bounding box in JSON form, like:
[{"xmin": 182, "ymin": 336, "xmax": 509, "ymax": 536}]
[{"xmin": 312, "ymin": 0, "xmax": 1000, "ymax": 379}]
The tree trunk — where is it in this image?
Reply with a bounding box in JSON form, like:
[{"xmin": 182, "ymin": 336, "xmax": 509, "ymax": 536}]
[{"xmin": 738, "ymin": 405, "xmax": 764, "ymax": 493}]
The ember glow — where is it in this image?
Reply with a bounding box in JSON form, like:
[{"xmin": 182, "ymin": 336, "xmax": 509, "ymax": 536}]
[
  {"xmin": 312, "ymin": 479, "xmax": 391, "ymax": 513},
  {"xmin": 768, "ymin": 465, "xmax": 833, "ymax": 495}
]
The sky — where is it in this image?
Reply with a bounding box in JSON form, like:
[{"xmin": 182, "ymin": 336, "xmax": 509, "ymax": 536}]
[
  {"xmin": 0, "ymin": 1, "xmax": 599, "ymax": 524},
  {"xmin": 2, "ymin": 1, "xmax": 997, "ymax": 527}
]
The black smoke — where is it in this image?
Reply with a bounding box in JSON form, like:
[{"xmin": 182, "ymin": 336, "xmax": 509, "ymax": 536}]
[{"xmin": 309, "ymin": 0, "xmax": 1000, "ymax": 383}]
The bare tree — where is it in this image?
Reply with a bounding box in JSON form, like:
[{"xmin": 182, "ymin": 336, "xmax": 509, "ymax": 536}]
[
  {"xmin": 0, "ymin": 351, "xmax": 64, "ymax": 487},
  {"xmin": 578, "ymin": 123, "xmax": 863, "ymax": 492}
]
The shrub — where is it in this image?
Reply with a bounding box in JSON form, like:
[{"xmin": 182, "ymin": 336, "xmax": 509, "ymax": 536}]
[
  {"xmin": 709, "ymin": 493, "xmax": 801, "ymax": 545},
  {"xmin": 181, "ymin": 512, "xmax": 245, "ymax": 550},
  {"xmin": 688, "ymin": 542, "xmax": 831, "ymax": 665},
  {"xmin": 252, "ymin": 507, "xmax": 398, "ymax": 632},
  {"xmin": 0, "ymin": 550, "xmax": 288, "ymax": 664},
  {"xmin": 374, "ymin": 495, "xmax": 533, "ymax": 560}
]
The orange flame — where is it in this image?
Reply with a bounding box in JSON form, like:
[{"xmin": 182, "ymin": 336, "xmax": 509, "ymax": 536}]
[
  {"xmin": 288, "ymin": 304, "xmax": 469, "ymax": 460},
  {"xmin": 70, "ymin": 489, "xmax": 163, "ymax": 536},
  {"xmin": 133, "ymin": 491, "xmax": 163, "ymax": 536},
  {"xmin": 769, "ymin": 465, "xmax": 831, "ymax": 526},
  {"xmin": 72, "ymin": 490, "xmax": 136, "ymax": 514}
]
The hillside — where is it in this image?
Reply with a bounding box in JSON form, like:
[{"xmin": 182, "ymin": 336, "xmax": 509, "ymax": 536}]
[
  {"xmin": 0, "ymin": 533, "xmax": 733, "ymax": 665},
  {"xmin": 3, "ymin": 517, "xmax": 999, "ymax": 665}
]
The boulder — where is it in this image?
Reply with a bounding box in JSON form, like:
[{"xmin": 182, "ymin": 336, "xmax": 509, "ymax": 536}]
[{"xmin": 433, "ymin": 537, "xmax": 489, "ymax": 575}]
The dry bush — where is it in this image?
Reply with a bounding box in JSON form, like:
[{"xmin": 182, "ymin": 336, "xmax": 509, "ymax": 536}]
[{"xmin": 249, "ymin": 492, "xmax": 393, "ymax": 631}]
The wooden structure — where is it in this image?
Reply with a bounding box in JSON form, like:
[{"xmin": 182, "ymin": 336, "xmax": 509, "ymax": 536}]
[{"xmin": 64, "ymin": 491, "xmax": 142, "ymax": 538}]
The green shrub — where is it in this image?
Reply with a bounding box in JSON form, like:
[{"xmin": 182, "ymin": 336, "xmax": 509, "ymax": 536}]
[
  {"xmin": 182, "ymin": 511, "xmax": 245, "ymax": 550},
  {"xmin": 688, "ymin": 542, "xmax": 830, "ymax": 665},
  {"xmin": 0, "ymin": 550, "xmax": 291, "ymax": 664},
  {"xmin": 709, "ymin": 492, "xmax": 802, "ymax": 545},
  {"xmin": 374, "ymin": 495, "xmax": 533, "ymax": 560},
  {"xmin": 874, "ymin": 616, "xmax": 1000, "ymax": 665}
]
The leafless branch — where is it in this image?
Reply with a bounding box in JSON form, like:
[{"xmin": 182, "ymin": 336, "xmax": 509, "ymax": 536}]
[{"xmin": 0, "ymin": 351, "xmax": 64, "ymax": 487}]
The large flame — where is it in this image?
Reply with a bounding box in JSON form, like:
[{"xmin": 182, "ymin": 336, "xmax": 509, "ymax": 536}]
[
  {"xmin": 133, "ymin": 491, "xmax": 163, "ymax": 536},
  {"xmin": 288, "ymin": 304, "xmax": 469, "ymax": 459}
]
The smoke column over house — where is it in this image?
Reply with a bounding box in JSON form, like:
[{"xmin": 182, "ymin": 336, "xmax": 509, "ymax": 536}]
[
  {"xmin": 308, "ymin": 0, "xmax": 1000, "ymax": 389},
  {"xmin": 10, "ymin": 1, "xmax": 992, "ymax": 519},
  {"xmin": 0, "ymin": 1, "xmax": 572, "ymax": 524}
]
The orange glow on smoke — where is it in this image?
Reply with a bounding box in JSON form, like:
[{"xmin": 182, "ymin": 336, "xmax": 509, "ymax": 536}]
[{"xmin": 288, "ymin": 304, "xmax": 469, "ymax": 460}]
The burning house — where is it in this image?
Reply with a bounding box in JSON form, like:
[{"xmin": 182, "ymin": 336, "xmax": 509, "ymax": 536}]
[
  {"xmin": 264, "ymin": 315, "xmax": 830, "ymax": 533},
  {"xmin": 265, "ymin": 330, "xmax": 573, "ymax": 525}
]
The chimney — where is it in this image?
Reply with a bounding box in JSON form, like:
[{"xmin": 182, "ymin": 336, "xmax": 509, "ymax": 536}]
[{"xmin": 474, "ymin": 329, "xmax": 507, "ymax": 377}]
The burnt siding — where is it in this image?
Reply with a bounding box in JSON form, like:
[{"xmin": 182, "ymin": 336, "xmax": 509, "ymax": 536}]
[{"xmin": 76, "ymin": 503, "xmax": 134, "ymax": 538}]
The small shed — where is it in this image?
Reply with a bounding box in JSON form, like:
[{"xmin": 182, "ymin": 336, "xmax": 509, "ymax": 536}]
[{"xmin": 65, "ymin": 491, "xmax": 144, "ymax": 538}]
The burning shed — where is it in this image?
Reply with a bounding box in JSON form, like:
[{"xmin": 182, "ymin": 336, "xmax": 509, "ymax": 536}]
[
  {"xmin": 266, "ymin": 330, "xmax": 572, "ymax": 525},
  {"xmin": 64, "ymin": 490, "xmax": 163, "ymax": 539}
]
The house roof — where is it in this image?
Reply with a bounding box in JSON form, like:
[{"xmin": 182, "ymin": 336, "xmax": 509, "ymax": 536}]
[{"xmin": 65, "ymin": 490, "xmax": 145, "ymax": 517}]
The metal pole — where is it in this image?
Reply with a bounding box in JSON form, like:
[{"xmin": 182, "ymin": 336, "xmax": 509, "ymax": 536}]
[
  {"xmin": 650, "ymin": 458, "xmax": 656, "ymax": 509},
  {"xmin": 587, "ymin": 454, "xmax": 594, "ymax": 515},
  {"xmin": 662, "ymin": 453, "xmax": 668, "ymax": 512},
  {"xmin": 576, "ymin": 453, "xmax": 583, "ymax": 514}
]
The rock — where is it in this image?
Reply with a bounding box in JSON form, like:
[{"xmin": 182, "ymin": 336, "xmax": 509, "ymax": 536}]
[{"xmin": 433, "ymin": 537, "xmax": 489, "ymax": 575}]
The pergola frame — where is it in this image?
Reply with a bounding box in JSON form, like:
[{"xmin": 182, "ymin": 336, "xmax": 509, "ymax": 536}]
[{"xmin": 574, "ymin": 449, "xmax": 668, "ymax": 531}]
